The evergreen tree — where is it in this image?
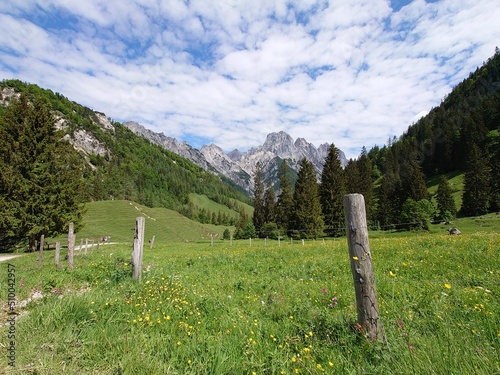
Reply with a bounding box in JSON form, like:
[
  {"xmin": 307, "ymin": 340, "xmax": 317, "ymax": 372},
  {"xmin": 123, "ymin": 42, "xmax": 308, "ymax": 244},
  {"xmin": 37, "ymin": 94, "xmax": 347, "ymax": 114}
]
[
  {"xmin": 435, "ymin": 176, "xmax": 456, "ymax": 221},
  {"xmin": 486, "ymin": 130, "xmax": 500, "ymax": 211},
  {"xmin": 319, "ymin": 144, "xmax": 346, "ymax": 237},
  {"xmin": 357, "ymin": 146, "xmax": 374, "ymax": 219},
  {"xmin": 252, "ymin": 162, "xmax": 265, "ymax": 236},
  {"xmin": 0, "ymin": 93, "xmax": 85, "ymax": 251},
  {"xmin": 345, "ymin": 159, "xmax": 361, "ymax": 193},
  {"xmin": 263, "ymin": 183, "xmax": 276, "ymax": 224},
  {"xmin": 460, "ymin": 144, "xmax": 490, "ymax": 216},
  {"xmin": 276, "ymin": 160, "xmax": 294, "ymax": 232},
  {"xmin": 289, "ymin": 158, "xmax": 324, "ymax": 239},
  {"xmin": 377, "ymin": 148, "xmax": 401, "ymax": 228}
]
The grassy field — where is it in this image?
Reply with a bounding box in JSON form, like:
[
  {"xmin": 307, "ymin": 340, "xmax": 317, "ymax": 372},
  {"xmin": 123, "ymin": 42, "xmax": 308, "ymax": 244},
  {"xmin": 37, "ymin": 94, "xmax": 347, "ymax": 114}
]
[
  {"xmin": 48, "ymin": 200, "xmax": 233, "ymax": 245},
  {"xmin": 1, "ymin": 214, "xmax": 499, "ymax": 374}
]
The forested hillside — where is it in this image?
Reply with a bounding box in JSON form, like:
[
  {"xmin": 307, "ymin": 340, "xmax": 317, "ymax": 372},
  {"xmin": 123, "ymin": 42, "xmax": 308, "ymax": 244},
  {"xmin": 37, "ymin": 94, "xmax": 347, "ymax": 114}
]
[
  {"xmin": 250, "ymin": 50, "xmax": 500, "ymax": 238},
  {"xmin": 0, "ymin": 80, "xmax": 251, "ymax": 250},
  {"xmin": 366, "ymin": 49, "xmax": 500, "ymax": 225}
]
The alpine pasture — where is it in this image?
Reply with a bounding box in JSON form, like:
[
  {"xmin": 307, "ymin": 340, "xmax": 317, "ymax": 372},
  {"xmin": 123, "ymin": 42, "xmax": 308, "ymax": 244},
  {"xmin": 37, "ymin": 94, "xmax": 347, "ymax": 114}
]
[{"xmin": 1, "ymin": 202, "xmax": 499, "ymax": 374}]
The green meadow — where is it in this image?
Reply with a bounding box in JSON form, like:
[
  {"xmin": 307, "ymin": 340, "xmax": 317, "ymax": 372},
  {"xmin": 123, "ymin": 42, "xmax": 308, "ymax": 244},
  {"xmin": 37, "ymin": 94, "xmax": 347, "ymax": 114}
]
[{"xmin": 1, "ymin": 203, "xmax": 499, "ymax": 374}]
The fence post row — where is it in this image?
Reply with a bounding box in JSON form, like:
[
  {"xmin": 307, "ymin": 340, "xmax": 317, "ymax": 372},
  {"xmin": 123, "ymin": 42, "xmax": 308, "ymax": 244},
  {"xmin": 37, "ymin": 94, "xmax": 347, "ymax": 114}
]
[
  {"xmin": 132, "ymin": 216, "xmax": 145, "ymax": 282},
  {"xmin": 343, "ymin": 193, "xmax": 384, "ymax": 342}
]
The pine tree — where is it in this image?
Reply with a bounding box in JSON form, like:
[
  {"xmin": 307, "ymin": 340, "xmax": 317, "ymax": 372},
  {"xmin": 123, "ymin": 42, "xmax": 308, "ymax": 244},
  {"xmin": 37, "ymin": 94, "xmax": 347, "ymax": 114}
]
[
  {"xmin": 263, "ymin": 182, "xmax": 276, "ymax": 224},
  {"xmin": 0, "ymin": 93, "xmax": 85, "ymax": 251},
  {"xmin": 251, "ymin": 162, "xmax": 265, "ymax": 236},
  {"xmin": 289, "ymin": 158, "xmax": 324, "ymax": 239},
  {"xmin": 377, "ymin": 147, "xmax": 400, "ymax": 228},
  {"xmin": 435, "ymin": 176, "xmax": 456, "ymax": 221},
  {"xmin": 276, "ymin": 160, "xmax": 294, "ymax": 232},
  {"xmin": 319, "ymin": 144, "xmax": 346, "ymax": 237},
  {"xmin": 357, "ymin": 146, "xmax": 374, "ymax": 218},
  {"xmin": 460, "ymin": 144, "xmax": 490, "ymax": 216},
  {"xmin": 345, "ymin": 159, "xmax": 361, "ymax": 193}
]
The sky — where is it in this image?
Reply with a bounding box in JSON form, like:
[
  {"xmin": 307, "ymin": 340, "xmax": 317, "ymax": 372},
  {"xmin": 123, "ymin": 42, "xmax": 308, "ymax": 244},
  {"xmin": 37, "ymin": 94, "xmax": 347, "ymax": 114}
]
[{"xmin": 1, "ymin": 0, "xmax": 499, "ymax": 159}]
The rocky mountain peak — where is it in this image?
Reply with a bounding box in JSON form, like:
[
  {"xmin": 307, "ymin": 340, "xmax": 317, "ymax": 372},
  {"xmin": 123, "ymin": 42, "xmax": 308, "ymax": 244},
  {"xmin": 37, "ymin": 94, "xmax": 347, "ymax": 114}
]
[
  {"xmin": 124, "ymin": 121, "xmax": 347, "ymax": 193},
  {"xmin": 262, "ymin": 131, "xmax": 295, "ymax": 155}
]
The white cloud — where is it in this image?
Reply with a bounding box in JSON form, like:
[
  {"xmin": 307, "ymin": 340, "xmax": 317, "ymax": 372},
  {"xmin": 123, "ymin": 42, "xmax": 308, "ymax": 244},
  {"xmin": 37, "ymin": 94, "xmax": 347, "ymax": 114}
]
[{"xmin": 1, "ymin": 0, "xmax": 500, "ymax": 159}]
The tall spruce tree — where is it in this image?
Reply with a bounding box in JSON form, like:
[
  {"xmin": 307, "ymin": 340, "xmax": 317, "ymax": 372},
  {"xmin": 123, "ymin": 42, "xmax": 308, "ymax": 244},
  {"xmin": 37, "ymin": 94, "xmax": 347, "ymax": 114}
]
[
  {"xmin": 0, "ymin": 93, "xmax": 85, "ymax": 251},
  {"xmin": 357, "ymin": 146, "xmax": 374, "ymax": 218},
  {"xmin": 345, "ymin": 159, "xmax": 361, "ymax": 193},
  {"xmin": 276, "ymin": 160, "xmax": 293, "ymax": 232},
  {"xmin": 435, "ymin": 176, "xmax": 456, "ymax": 221},
  {"xmin": 319, "ymin": 144, "xmax": 346, "ymax": 237},
  {"xmin": 289, "ymin": 158, "xmax": 324, "ymax": 239},
  {"xmin": 377, "ymin": 147, "xmax": 401, "ymax": 228},
  {"xmin": 252, "ymin": 162, "xmax": 265, "ymax": 236},
  {"xmin": 263, "ymin": 182, "xmax": 276, "ymax": 224},
  {"xmin": 460, "ymin": 144, "xmax": 490, "ymax": 216}
]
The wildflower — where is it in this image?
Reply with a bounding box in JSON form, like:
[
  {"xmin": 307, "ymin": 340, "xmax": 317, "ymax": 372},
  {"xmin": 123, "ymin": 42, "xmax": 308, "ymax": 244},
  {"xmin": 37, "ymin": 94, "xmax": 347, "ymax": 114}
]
[
  {"xmin": 444, "ymin": 283, "xmax": 452, "ymax": 289},
  {"xmin": 328, "ymin": 362, "xmax": 334, "ymax": 367},
  {"xmin": 352, "ymin": 256, "xmax": 359, "ymax": 261},
  {"xmin": 389, "ymin": 271, "xmax": 396, "ymax": 277}
]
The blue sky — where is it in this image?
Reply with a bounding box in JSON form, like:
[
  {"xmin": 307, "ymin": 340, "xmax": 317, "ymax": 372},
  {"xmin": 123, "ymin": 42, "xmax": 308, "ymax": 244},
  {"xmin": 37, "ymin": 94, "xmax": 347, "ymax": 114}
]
[{"xmin": 1, "ymin": 0, "xmax": 499, "ymax": 159}]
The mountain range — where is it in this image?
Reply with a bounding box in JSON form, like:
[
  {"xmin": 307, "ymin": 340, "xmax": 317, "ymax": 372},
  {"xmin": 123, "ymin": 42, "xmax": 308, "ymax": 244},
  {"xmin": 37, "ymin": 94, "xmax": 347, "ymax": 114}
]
[{"xmin": 123, "ymin": 121, "xmax": 347, "ymax": 193}]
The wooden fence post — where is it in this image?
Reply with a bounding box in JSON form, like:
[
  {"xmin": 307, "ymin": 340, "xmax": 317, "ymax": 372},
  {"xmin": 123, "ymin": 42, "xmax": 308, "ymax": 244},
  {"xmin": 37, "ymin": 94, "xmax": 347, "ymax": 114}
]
[
  {"xmin": 132, "ymin": 217, "xmax": 145, "ymax": 282},
  {"xmin": 343, "ymin": 194, "xmax": 383, "ymax": 342},
  {"xmin": 55, "ymin": 241, "xmax": 61, "ymax": 268},
  {"xmin": 149, "ymin": 235, "xmax": 155, "ymax": 249},
  {"xmin": 38, "ymin": 234, "xmax": 44, "ymax": 269},
  {"xmin": 68, "ymin": 222, "xmax": 75, "ymax": 271}
]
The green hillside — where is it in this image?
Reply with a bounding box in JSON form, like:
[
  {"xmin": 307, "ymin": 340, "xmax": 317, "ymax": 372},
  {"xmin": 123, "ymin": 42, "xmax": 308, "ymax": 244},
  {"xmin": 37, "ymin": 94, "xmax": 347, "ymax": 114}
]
[
  {"xmin": 0, "ymin": 80, "xmax": 252, "ymax": 251},
  {"xmin": 426, "ymin": 171, "xmax": 465, "ymax": 211},
  {"xmin": 72, "ymin": 200, "xmax": 234, "ymax": 244}
]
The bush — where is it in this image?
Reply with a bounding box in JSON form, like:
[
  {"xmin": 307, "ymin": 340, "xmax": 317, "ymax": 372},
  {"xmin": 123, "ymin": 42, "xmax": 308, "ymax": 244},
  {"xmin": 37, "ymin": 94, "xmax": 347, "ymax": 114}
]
[{"xmin": 400, "ymin": 199, "xmax": 435, "ymax": 230}]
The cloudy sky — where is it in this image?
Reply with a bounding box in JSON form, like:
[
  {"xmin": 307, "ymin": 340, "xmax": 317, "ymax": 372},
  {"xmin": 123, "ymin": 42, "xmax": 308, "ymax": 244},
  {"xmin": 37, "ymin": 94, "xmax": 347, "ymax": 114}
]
[{"xmin": 1, "ymin": 0, "xmax": 499, "ymax": 159}]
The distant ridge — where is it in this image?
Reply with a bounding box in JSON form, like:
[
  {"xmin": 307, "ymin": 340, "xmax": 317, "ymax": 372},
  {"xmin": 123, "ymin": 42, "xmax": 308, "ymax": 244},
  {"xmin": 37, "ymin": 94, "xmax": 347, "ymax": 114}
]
[{"xmin": 123, "ymin": 123, "xmax": 347, "ymax": 192}]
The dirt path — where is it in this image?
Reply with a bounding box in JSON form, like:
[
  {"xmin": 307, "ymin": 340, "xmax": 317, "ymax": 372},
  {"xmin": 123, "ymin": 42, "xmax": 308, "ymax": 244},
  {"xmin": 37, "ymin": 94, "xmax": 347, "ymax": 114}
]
[{"xmin": 0, "ymin": 254, "xmax": 23, "ymax": 263}]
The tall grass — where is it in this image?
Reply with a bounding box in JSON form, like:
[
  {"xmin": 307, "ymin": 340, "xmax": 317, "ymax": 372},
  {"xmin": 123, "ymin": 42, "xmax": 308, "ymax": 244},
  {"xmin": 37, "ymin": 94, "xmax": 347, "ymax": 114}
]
[{"xmin": 1, "ymin": 226, "xmax": 499, "ymax": 374}]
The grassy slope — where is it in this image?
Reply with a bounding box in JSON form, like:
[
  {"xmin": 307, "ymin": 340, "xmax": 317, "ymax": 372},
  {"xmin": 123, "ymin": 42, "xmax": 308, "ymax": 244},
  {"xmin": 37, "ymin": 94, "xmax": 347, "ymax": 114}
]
[
  {"xmin": 426, "ymin": 171, "xmax": 465, "ymax": 210},
  {"xmin": 50, "ymin": 200, "xmax": 234, "ymax": 245}
]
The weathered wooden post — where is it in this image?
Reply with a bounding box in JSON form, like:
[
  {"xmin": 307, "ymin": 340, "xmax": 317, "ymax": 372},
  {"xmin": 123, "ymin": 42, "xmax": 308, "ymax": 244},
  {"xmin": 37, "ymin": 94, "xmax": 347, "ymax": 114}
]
[
  {"xmin": 55, "ymin": 241, "xmax": 61, "ymax": 268},
  {"xmin": 38, "ymin": 235, "xmax": 45, "ymax": 269},
  {"xmin": 84, "ymin": 238, "xmax": 88, "ymax": 255},
  {"xmin": 230, "ymin": 234, "xmax": 233, "ymax": 246},
  {"xmin": 149, "ymin": 235, "xmax": 155, "ymax": 249},
  {"xmin": 68, "ymin": 222, "xmax": 75, "ymax": 271},
  {"xmin": 132, "ymin": 217, "xmax": 145, "ymax": 282},
  {"xmin": 343, "ymin": 194, "xmax": 383, "ymax": 342}
]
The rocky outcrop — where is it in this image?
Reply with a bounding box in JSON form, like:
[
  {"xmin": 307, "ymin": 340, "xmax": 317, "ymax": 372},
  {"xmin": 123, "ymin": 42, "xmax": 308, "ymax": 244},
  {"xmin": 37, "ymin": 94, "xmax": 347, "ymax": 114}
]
[{"xmin": 123, "ymin": 121, "xmax": 212, "ymax": 171}]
